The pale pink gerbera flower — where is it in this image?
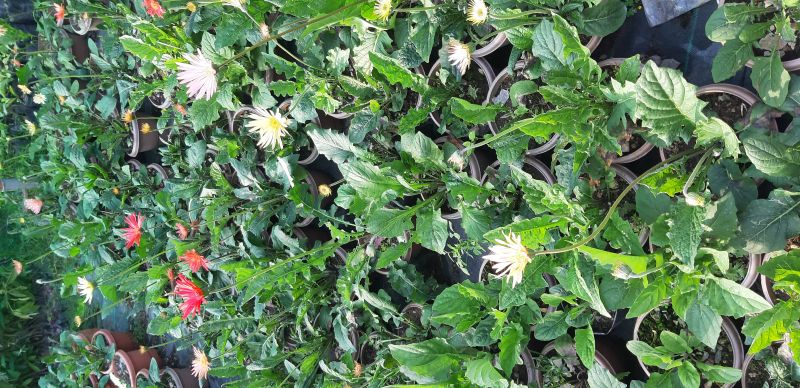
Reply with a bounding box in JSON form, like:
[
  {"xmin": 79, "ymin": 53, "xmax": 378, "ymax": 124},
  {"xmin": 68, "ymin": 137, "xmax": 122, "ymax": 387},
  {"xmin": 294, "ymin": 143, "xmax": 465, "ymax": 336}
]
[
  {"xmin": 24, "ymin": 198, "xmax": 43, "ymax": 214},
  {"xmin": 176, "ymin": 223, "xmax": 189, "ymax": 240},
  {"xmin": 177, "ymin": 50, "xmax": 217, "ymax": 100},
  {"xmin": 191, "ymin": 347, "xmax": 210, "ymax": 380},
  {"xmin": 483, "ymin": 232, "xmax": 530, "ymax": 288}
]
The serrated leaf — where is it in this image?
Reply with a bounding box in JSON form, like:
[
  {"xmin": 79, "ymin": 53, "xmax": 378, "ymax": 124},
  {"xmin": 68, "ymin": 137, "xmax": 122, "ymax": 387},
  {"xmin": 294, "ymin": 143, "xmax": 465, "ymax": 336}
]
[
  {"xmin": 740, "ymin": 189, "xmax": 800, "ymax": 254},
  {"xmin": 369, "ymin": 52, "xmax": 425, "ymax": 91},
  {"xmin": 743, "ymin": 135, "xmax": 800, "ymax": 177},
  {"xmin": 588, "ymin": 362, "xmax": 626, "ymax": 388},
  {"xmin": 308, "ymin": 127, "xmax": 358, "ymax": 164},
  {"xmin": 498, "ymin": 323, "xmax": 525, "ymax": 376},
  {"xmin": 751, "ymin": 54, "xmax": 790, "ymax": 108},
  {"xmin": 706, "ymin": 277, "xmax": 771, "ymax": 317},
  {"xmin": 668, "ymin": 203, "xmax": 704, "ymax": 268},
  {"xmin": 694, "ymin": 117, "xmax": 739, "ymax": 158},
  {"xmin": 416, "ymin": 206, "xmax": 448, "ymax": 253},
  {"xmin": 448, "ymin": 98, "xmax": 504, "ymax": 125}
]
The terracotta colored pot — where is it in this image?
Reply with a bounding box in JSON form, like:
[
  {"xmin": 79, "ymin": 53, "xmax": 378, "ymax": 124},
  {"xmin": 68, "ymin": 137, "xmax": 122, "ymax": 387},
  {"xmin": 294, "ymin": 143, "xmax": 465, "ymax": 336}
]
[
  {"xmin": 89, "ymin": 372, "xmax": 113, "ymax": 388},
  {"xmin": 418, "ymin": 57, "xmax": 496, "ymax": 127},
  {"xmin": 533, "ymin": 339, "xmax": 619, "ymax": 386},
  {"xmin": 161, "ymin": 367, "xmax": 201, "ymax": 388},
  {"xmin": 128, "ymin": 116, "xmax": 160, "ymax": 157},
  {"xmin": 633, "ymin": 309, "xmax": 744, "ymax": 387},
  {"xmin": 91, "ymin": 329, "xmax": 138, "ymax": 352},
  {"xmin": 110, "ymin": 349, "xmax": 163, "ymax": 388},
  {"xmin": 67, "ymin": 32, "xmax": 90, "ymax": 63},
  {"xmin": 76, "ymin": 329, "xmax": 101, "ymax": 344},
  {"xmin": 484, "ymin": 60, "xmax": 560, "ymax": 155}
]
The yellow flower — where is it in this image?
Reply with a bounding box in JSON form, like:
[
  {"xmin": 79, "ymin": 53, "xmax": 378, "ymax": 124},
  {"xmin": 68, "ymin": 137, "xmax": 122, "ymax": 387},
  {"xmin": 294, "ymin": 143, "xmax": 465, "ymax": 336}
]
[
  {"xmin": 58, "ymin": 95, "xmax": 66, "ymax": 104},
  {"xmin": 318, "ymin": 184, "xmax": 332, "ymax": 198},
  {"xmin": 123, "ymin": 110, "xmax": 134, "ymax": 124},
  {"xmin": 466, "ymin": 0, "xmax": 489, "ymax": 25},
  {"xmin": 140, "ymin": 122, "xmax": 152, "ymax": 134},
  {"xmin": 112, "ymin": 187, "xmax": 120, "ymax": 195},
  {"xmin": 374, "ymin": 0, "xmax": 392, "ymax": 21},
  {"xmin": 18, "ymin": 85, "xmax": 31, "ymax": 95},
  {"xmin": 74, "ymin": 315, "xmax": 83, "ymax": 327},
  {"xmin": 483, "ymin": 232, "xmax": 530, "ymax": 287},
  {"xmin": 186, "ymin": 1, "xmax": 196, "ymax": 12}
]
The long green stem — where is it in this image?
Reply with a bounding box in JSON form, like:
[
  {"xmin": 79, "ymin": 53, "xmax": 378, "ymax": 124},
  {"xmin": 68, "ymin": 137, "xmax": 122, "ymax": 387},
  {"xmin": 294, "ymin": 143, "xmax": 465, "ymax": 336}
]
[{"xmin": 531, "ymin": 147, "xmax": 707, "ymax": 257}]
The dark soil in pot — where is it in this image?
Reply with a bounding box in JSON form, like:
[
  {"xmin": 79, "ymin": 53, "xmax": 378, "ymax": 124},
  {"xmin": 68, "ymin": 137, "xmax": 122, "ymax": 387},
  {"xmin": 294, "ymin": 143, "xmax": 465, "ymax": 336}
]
[
  {"xmin": 592, "ymin": 313, "xmax": 616, "ymax": 335},
  {"xmin": 744, "ymin": 357, "xmax": 771, "ymax": 387},
  {"xmin": 431, "ymin": 65, "xmax": 489, "ymax": 105},
  {"xmin": 660, "ymin": 138, "xmax": 701, "ymax": 170},
  {"xmin": 386, "ymin": 88, "xmax": 419, "ymax": 123},
  {"xmin": 402, "ymin": 304, "xmax": 423, "ymax": 328},
  {"xmin": 700, "ymin": 92, "xmax": 749, "ymax": 127},
  {"xmin": 639, "ymin": 306, "xmax": 735, "ymax": 386}
]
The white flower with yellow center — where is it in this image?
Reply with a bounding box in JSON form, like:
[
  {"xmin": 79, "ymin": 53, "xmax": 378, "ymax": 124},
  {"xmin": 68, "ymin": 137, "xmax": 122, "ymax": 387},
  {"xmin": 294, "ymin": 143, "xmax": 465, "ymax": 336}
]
[
  {"xmin": 33, "ymin": 94, "xmax": 46, "ymax": 104},
  {"xmin": 447, "ymin": 40, "xmax": 472, "ymax": 76},
  {"xmin": 191, "ymin": 347, "xmax": 210, "ymax": 380},
  {"xmin": 374, "ymin": 0, "xmax": 392, "ymax": 21},
  {"xmin": 466, "ymin": 0, "xmax": 489, "ymax": 25},
  {"xmin": 77, "ymin": 277, "xmax": 95, "ymax": 304},
  {"xmin": 483, "ymin": 232, "xmax": 530, "ymax": 287},
  {"xmin": 245, "ymin": 108, "xmax": 289, "ymax": 149}
]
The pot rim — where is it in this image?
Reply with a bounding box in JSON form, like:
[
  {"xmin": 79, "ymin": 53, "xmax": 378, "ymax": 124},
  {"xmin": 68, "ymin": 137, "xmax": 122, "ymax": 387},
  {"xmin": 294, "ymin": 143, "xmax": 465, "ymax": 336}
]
[
  {"xmin": 632, "ymin": 306, "xmax": 744, "ymax": 387},
  {"xmin": 146, "ymin": 163, "xmax": 169, "ymax": 181},
  {"xmin": 484, "ymin": 60, "xmax": 559, "ymax": 155},
  {"xmin": 740, "ymin": 341, "xmax": 787, "ymax": 388},
  {"xmin": 741, "ymin": 253, "xmax": 762, "ymax": 289},
  {"xmin": 480, "ymin": 157, "xmax": 556, "ymax": 186},
  {"xmin": 110, "ymin": 350, "xmax": 138, "ymax": 388},
  {"xmin": 473, "ymin": 33, "xmax": 508, "ymax": 58}
]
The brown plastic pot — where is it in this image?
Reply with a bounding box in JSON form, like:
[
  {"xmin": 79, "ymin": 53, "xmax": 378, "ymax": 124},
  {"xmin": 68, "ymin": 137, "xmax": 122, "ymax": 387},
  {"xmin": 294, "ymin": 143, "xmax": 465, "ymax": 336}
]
[
  {"xmin": 533, "ymin": 339, "xmax": 619, "ymax": 386},
  {"xmin": 419, "ymin": 57, "xmax": 496, "ymax": 127},
  {"xmin": 91, "ymin": 329, "xmax": 138, "ymax": 352},
  {"xmin": 128, "ymin": 116, "xmax": 160, "ymax": 158},
  {"xmin": 633, "ymin": 310, "xmax": 744, "ymax": 387},
  {"xmin": 484, "ymin": 60, "xmax": 559, "ymax": 155},
  {"xmin": 760, "ymin": 253, "xmax": 790, "ymax": 306},
  {"xmin": 161, "ymin": 367, "xmax": 201, "ymax": 388},
  {"xmin": 109, "ymin": 349, "xmax": 163, "ymax": 388},
  {"xmin": 67, "ymin": 32, "xmax": 90, "ymax": 63}
]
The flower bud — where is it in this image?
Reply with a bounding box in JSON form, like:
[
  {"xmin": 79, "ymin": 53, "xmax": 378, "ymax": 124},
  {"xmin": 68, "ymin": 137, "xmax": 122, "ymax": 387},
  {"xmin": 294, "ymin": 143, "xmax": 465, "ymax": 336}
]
[{"xmin": 685, "ymin": 192, "xmax": 704, "ymax": 207}]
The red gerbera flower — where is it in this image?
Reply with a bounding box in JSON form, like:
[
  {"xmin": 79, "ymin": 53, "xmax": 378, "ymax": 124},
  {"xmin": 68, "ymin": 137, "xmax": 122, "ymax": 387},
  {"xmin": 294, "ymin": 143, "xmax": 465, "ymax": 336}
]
[
  {"xmin": 180, "ymin": 249, "xmax": 209, "ymax": 273},
  {"xmin": 176, "ymin": 223, "xmax": 189, "ymax": 240},
  {"xmin": 175, "ymin": 274, "xmax": 206, "ymax": 319},
  {"xmin": 121, "ymin": 213, "xmax": 144, "ymax": 249},
  {"xmin": 53, "ymin": 3, "xmax": 65, "ymax": 26},
  {"xmin": 143, "ymin": 0, "xmax": 165, "ymax": 17}
]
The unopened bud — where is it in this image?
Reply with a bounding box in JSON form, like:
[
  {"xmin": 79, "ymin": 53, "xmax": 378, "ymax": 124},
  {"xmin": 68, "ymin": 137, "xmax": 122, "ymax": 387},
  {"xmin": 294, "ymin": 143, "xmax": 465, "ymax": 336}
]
[
  {"xmin": 447, "ymin": 152, "xmax": 465, "ymax": 171},
  {"xmin": 685, "ymin": 192, "xmax": 704, "ymax": 207}
]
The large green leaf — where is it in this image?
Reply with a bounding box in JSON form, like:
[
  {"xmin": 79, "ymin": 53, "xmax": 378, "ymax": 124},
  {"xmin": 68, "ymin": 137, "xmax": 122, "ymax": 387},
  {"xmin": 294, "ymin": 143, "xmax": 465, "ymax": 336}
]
[
  {"xmin": 339, "ymin": 161, "xmax": 406, "ymax": 201},
  {"xmin": 308, "ymin": 127, "xmax": 359, "ymax": 164},
  {"xmin": 369, "ymin": 51, "xmax": 426, "ymax": 91},
  {"xmin": 636, "ymin": 62, "xmax": 705, "ymax": 148},
  {"xmin": 366, "ymin": 208, "xmax": 414, "ymax": 238},
  {"xmin": 448, "ymin": 98, "xmax": 504, "ymax": 125},
  {"xmin": 705, "ymin": 277, "xmax": 771, "ymax": 317},
  {"xmin": 743, "ymin": 135, "xmax": 800, "ymax": 177},
  {"xmin": 740, "ymin": 189, "xmax": 800, "ymax": 254},
  {"xmin": 575, "ymin": 327, "xmax": 596, "ymax": 368},
  {"xmin": 415, "ymin": 206, "xmax": 448, "ymax": 253},
  {"xmin": 498, "ymin": 323, "xmax": 525, "ymax": 376},
  {"xmin": 581, "ymin": 0, "xmax": 627, "ymax": 37},
  {"xmin": 685, "ymin": 301, "xmax": 722, "ymax": 348},
  {"xmin": 588, "ymin": 362, "xmax": 626, "ymax": 388},
  {"xmin": 751, "ymin": 54, "xmax": 790, "ymax": 108},
  {"xmin": 465, "ymin": 357, "xmax": 508, "ymax": 388},
  {"xmin": 694, "ymin": 117, "xmax": 739, "ymax": 158},
  {"xmin": 578, "ymin": 245, "xmax": 648, "ymax": 273},
  {"xmin": 668, "ymin": 203, "xmax": 704, "ymax": 268},
  {"xmin": 742, "ymin": 302, "xmax": 800, "ymax": 354},
  {"xmin": 711, "ymin": 39, "xmax": 752, "ymax": 82}
]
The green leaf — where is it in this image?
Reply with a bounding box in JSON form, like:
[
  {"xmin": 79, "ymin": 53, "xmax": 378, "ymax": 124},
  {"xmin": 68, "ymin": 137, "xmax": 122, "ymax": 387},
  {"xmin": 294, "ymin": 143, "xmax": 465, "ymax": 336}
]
[
  {"xmin": 743, "ymin": 135, "xmax": 800, "ymax": 177},
  {"xmin": 465, "ymin": 357, "xmax": 508, "ymax": 388},
  {"xmin": 555, "ymin": 257, "xmax": 611, "ymax": 318},
  {"xmin": 506, "ymin": 107, "xmax": 589, "ymax": 138},
  {"xmin": 308, "ymin": 127, "xmax": 359, "ymax": 164},
  {"xmin": 484, "ymin": 216, "xmax": 565, "ymax": 250},
  {"xmin": 636, "ymin": 61, "xmax": 705, "ymax": 148},
  {"xmin": 448, "ymin": 98, "xmax": 504, "ymax": 125},
  {"xmin": 339, "ymin": 161, "xmax": 405, "ymax": 201},
  {"xmin": 588, "ymin": 362, "xmax": 626, "ymax": 388},
  {"xmin": 367, "ymin": 208, "xmax": 414, "ymax": 238},
  {"xmin": 498, "ymin": 323, "xmax": 525, "ymax": 376},
  {"xmin": 659, "ymin": 331, "xmax": 692, "ymax": 354},
  {"xmin": 708, "ymin": 161, "xmax": 758, "ymax": 209},
  {"xmin": 668, "ymin": 203, "xmax": 704, "ymax": 268},
  {"xmin": 706, "ymin": 277, "xmax": 771, "ymax": 317},
  {"xmin": 532, "ymin": 19, "xmax": 567, "ymax": 70},
  {"xmin": 119, "ymin": 36, "xmax": 161, "ymax": 61},
  {"xmin": 188, "ymin": 99, "xmax": 221, "ymax": 129},
  {"xmin": 626, "ymin": 341, "xmax": 672, "ymax": 367},
  {"xmin": 758, "ymin": 250, "xmax": 800, "ymax": 283},
  {"xmin": 703, "ymin": 193, "xmax": 739, "ymax": 240},
  {"xmin": 742, "ymin": 302, "xmax": 799, "ymax": 354},
  {"xmin": 626, "ymin": 282, "xmax": 666, "ymax": 318},
  {"xmin": 675, "ymin": 362, "xmax": 701, "ymax": 388},
  {"xmin": 636, "ymin": 186, "xmax": 672, "ymax": 225},
  {"xmin": 399, "ymin": 132, "xmax": 445, "ymax": 169},
  {"xmin": 603, "ymin": 211, "xmax": 647, "ymax": 256},
  {"xmin": 575, "ymin": 327, "xmax": 596, "ymax": 368},
  {"xmin": 375, "ymin": 241, "xmax": 411, "ymax": 269},
  {"xmin": 581, "ymin": 0, "xmax": 627, "ymax": 37},
  {"xmin": 431, "ymin": 283, "xmax": 488, "ymax": 331},
  {"xmin": 751, "ymin": 54, "xmax": 790, "ymax": 108},
  {"xmin": 369, "ymin": 52, "xmax": 426, "ymax": 91},
  {"xmin": 459, "ymin": 204, "xmax": 492, "ymax": 241},
  {"xmin": 695, "ymin": 362, "xmax": 743, "ymax": 384},
  {"xmin": 711, "ymin": 39, "xmax": 752, "ymax": 82},
  {"xmin": 416, "ymin": 206, "xmax": 448, "ymax": 253},
  {"xmin": 389, "ymin": 338, "xmax": 458, "ymax": 366},
  {"xmin": 534, "ymin": 310, "xmax": 570, "ymax": 341},
  {"xmin": 694, "ymin": 117, "xmax": 739, "ymax": 158},
  {"xmin": 685, "ymin": 301, "xmax": 722, "ymax": 348},
  {"xmin": 740, "ymin": 189, "xmax": 800, "ymax": 254},
  {"xmin": 578, "ymin": 246, "xmax": 648, "ymax": 273}
]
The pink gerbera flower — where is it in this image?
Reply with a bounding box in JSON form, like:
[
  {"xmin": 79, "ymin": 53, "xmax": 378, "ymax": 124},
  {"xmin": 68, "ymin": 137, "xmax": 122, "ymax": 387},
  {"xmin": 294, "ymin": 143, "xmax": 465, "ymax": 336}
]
[
  {"xmin": 177, "ymin": 50, "xmax": 217, "ymax": 100},
  {"xmin": 176, "ymin": 223, "xmax": 189, "ymax": 240},
  {"xmin": 143, "ymin": 0, "xmax": 165, "ymax": 17},
  {"xmin": 180, "ymin": 249, "xmax": 209, "ymax": 273},
  {"xmin": 175, "ymin": 274, "xmax": 206, "ymax": 319},
  {"xmin": 24, "ymin": 198, "xmax": 43, "ymax": 214},
  {"xmin": 54, "ymin": 3, "xmax": 65, "ymax": 26},
  {"xmin": 121, "ymin": 213, "xmax": 144, "ymax": 249}
]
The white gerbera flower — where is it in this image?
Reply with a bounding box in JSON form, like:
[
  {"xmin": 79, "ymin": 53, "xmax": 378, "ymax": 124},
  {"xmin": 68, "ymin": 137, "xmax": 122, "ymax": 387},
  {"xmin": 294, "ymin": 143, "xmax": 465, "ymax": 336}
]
[
  {"xmin": 177, "ymin": 50, "xmax": 217, "ymax": 101},
  {"xmin": 447, "ymin": 40, "xmax": 471, "ymax": 76},
  {"xmin": 374, "ymin": 0, "xmax": 392, "ymax": 21},
  {"xmin": 245, "ymin": 108, "xmax": 289, "ymax": 149},
  {"xmin": 77, "ymin": 277, "xmax": 95, "ymax": 304},
  {"xmin": 33, "ymin": 94, "xmax": 46, "ymax": 104},
  {"xmin": 483, "ymin": 232, "xmax": 530, "ymax": 287},
  {"xmin": 191, "ymin": 347, "xmax": 210, "ymax": 380},
  {"xmin": 18, "ymin": 85, "xmax": 31, "ymax": 95},
  {"xmin": 466, "ymin": 0, "xmax": 488, "ymax": 25}
]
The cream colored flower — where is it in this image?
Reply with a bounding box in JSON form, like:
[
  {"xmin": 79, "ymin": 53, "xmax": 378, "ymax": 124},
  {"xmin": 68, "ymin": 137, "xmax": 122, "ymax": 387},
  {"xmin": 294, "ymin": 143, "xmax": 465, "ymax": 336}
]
[
  {"xmin": 12, "ymin": 260, "xmax": 23, "ymax": 275},
  {"xmin": 318, "ymin": 184, "xmax": 332, "ymax": 198},
  {"xmin": 0, "ymin": 25, "xmax": 7, "ymax": 38},
  {"xmin": 466, "ymin": 0, "xmax": 488, "ymax": 25},
  {"xmin": 374, "ymin": 0, "xmax": 392, "ymax": 21},
  {"xmin": 77, "ymin": 277, "xmax": 94, "ymax": 304},
  {"xmin": 74, "ymin": 315, "xmax": 82, "ymax": 327},
  {"xmin": 245, "ymin": 108, "xmax": 289, "ymax": 149},
  {"xmin": 18, "ymin": 85, "xmax": 31, "ymax": 95},
  {"xmin": 33, "ymin": 93, "xmax": 46, "ymax": 104},
  {"xmin": 24, "ymin": 120, "xmax": 37, "ymax": 135},
  {"xmin": 191, "ymin": 347, "xmax": 210, "ymax": 380},
  {"xmin": 177, "ymin": 50, "xmax": 217, "ymax": 100},
  {"xmin": 447, "ymin": 151, "xmax": 465, "ymax": 171},
  {"xmin": 447, "ymin": 40, "xmax": 471, "ymax": 76},
  {"xmin": 483, "ymin": 232, "xmax": 530, "ymax": 287}
]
